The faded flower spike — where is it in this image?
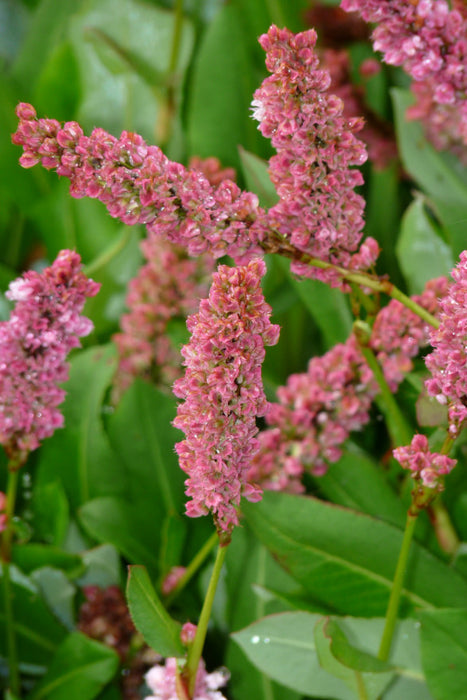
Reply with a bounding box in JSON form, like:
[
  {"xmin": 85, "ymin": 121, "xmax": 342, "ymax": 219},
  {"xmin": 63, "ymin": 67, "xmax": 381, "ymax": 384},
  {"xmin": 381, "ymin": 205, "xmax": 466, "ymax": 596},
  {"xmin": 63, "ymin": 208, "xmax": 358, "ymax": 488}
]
[
  {"xmin": 173, "ymin": 259, "xmax": 280, "ymax": 537},
  {"xmin": 0, "ymin": 250, "xmax": 100, "ymax": 462}
]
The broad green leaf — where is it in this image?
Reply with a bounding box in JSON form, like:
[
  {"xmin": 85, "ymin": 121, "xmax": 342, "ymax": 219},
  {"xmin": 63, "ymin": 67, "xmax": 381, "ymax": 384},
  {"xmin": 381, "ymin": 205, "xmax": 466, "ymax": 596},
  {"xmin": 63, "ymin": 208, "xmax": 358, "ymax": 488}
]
[
  {"xmin": 35, "ymin": 345, "xmax": 126, "ymax": 510},
  {"xmin": 69, "ymin": 0, "xmax": 194, "ymax": 143},
  {"xmin": 396, "ymin": 196, "xmax": 454, "ymax": 294},
  {"xmin": 0, "ymin": 565, "xmax": 66, "ymax": 667},
  {"xmin": 316, "ymin": 444, "xmax": 406, "ymax": 528},
  {"xmin": 239, "ymin": 148, "xmax": 278, "ymax": 208},
  {"xmin": 33, "ymin": 40, "xmax": 80, "ymax": 118},
  {"xmin": 314, "ymin": 618, "xmax": 394, "ymax": 699},
  {"xmin": 31, "ymin": 481, "xmax": 69, "ymax": 547},
  {"xmin": 107, "ymin": 379, "xmax": 185, "ymax": 515},
  {"xmin": 78, "ymin": 544, "xmax": 122, "ymax": 589},
  {"xmin": 225, "ymin": 527, "xmax": 302, "ymax": 700},
  {"xmin": 79, "ymin": 497, "xmax": 158, "ymax": 578},
  {"xmin": 392, "ymin": 88, "xmax": 467, "ymax": 257},
  {"xmin": 232, "ymin": 612, "xmax": 432, "ymax": 699},
  {"xmin": 12, "ymin": 0, "xmax": 85, "ymax": 90},
  {"xmin": 12, "ymin": 544, "xmax": 84, "ymax": 578},
  {"xmin": 243, "ymin": 491, "xmax": 467, "ymax": 616},
  {"xmin": 29, "ymin": 632, "xmax": 119, "ymax": 700},
  {"xmin": 126, "ymin": 565, "xmax": 184, "ymax": 657},
  {"xmin": 31, "ymin": 567, "xmax": 76, "ymax": 630},
  {"xmin": 187, "ymin": 2, "xmax": 264, "ymax": 168},
  {"xmin": 418, "ymin": 609, "xmax": 467, "ymax": 700}
]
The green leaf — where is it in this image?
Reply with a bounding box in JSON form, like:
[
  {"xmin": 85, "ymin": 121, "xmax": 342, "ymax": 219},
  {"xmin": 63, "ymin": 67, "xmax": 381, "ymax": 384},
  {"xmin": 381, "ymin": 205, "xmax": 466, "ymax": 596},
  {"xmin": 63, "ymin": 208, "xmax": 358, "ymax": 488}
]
[
  {"xmin": 35, "ymin": 345, "xmax": 125, "ymax": 511},
  {"xmin": 242, "ymin": 491, "xmax": 467, "ymax": 616},
  {"xmin": 232, "ymin": 612, "xmax": 432, "ymax": 699},
  {"xmin": 29, "ymin": 632, "xmax": 119, "ymax": 700},
  {"xmin": 239, "ymin": 148, "xmax": 278, "ymax": 208},
  {"xmin": 0, "ymin": 565, "xmax": 66, "ymax": 667},
  {"xmin": 225, "ymin": 527, "xmax": 302, "ymax": 700},
  {"xmin": 31, "ymin": 481, "xmax": 69, "ymax": 546},
  {"xmin": 392, "ymin": 88, "xmax": 467, "ymax": 257},
  {"xmin": 396, "ymin": 196, "xmax": 454, "ymax": 294},
  {"xmin": 31, "ymin": 567, "xmax": 76, "ymax": 630},
  {"xmin": 418, "ymin": 609, "xmax": 467, "ymax": 700},
  {"xmin": 79, "ymin": 497, "xmax": 158, "ymax": 578},
  {"xmin": 316, "ymin": 444, "xmax": 406, "ymax": 528},
  {"xmin": 69, "ymin": 0, "xmax": 194, "ymax": 143},
  {"xmin": 78, "ymin": 544, "xmax": 122, "ymax": 589},
  {"xmin": 107, "ymin": 379, "xmax": 185, "ymax": 515},
  {"xmin": 187, "ymin": 2, "xmax": 263, "ymax": 168},
  {"xmin": 126, "ymin": 565, "xmax": 184, "ymax": 657},
  {"xmin": 12, "ymin": 543, "xmax": 83, "ymax": 578},
  {"xmin": 314, "ymin": 618, "xmax": 394, "ymax": 699}
]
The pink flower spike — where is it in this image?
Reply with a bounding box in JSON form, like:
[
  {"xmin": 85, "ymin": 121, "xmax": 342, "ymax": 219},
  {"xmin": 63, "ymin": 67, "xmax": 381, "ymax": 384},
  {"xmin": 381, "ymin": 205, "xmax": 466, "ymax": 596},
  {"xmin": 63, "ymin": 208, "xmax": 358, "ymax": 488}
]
[
  {"xmin": 145, "ymin": 657, "xmax": 229, "ymax": 700},
  {"xmin": 425, "ymin": 251, "xmax": 467, "ymax": 435},
  {"xmin": 252, "ymin": 25, "xmax": 378, "ymax": 286},
  {"xmin": 393, "ymin": 434, "xmax": 457, "ymax": 490},
  {"xmin": 173, "ymin": 259, "xmax": 279, "ymax": 536},
  {"xmin": 0, "ymin": 250, "xmax": 100, "ymax": 460}
]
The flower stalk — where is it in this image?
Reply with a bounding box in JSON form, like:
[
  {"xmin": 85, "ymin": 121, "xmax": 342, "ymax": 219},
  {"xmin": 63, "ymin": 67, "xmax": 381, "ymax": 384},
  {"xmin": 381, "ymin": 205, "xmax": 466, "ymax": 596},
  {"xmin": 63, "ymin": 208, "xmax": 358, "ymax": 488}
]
[{"xmin": 184, "ymin": 541, "xmax": 228, "ymax": 698}]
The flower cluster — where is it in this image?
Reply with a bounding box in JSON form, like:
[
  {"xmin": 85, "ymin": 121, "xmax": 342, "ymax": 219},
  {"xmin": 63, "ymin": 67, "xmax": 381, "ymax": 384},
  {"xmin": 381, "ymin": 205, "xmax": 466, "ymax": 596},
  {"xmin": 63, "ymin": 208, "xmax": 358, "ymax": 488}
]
[
  {"xmin": 145, "ymin": 658, "xmax": 228, "ymax": 700},
  {"xmin": 0, "ymin": 250, "xmax": 99, "ymax": 460},
  {"xmin": 341, "ymin": 0, "xmax": 467, "ymax": 161},
  {"xmin": 251, "ymin": 25, "xmax": 379, "ymax": 285},
  {"xmin": 320, "ymin": 48, "xmax": 397, "ymax": 170},
  {"xmin": 393, "ymin": 434, "xmax": 457, "ymax": 490},
  {"xmin": 425, "ymin": 251, "xmax": 467, "ymax": 435},
  {"xmin": 370, "ymin": 276, "xmax": 449, "ymax": 391},
  {"xmin": 248, "ymin": 336, "xmax": 377, "ymax": 491},
  {"xmin": 249, "ymin": 276, "xmax": 448, "ymax": 490},
  {"xmin": 12, "ymin": 103, "xmax": 263, "ymax": 263},
  {"xmin": 112, "ymin": 158, "xmax": 236, "ymax": 401},
  {"xmin": 112, "ymin": 235, "xmax": 215, "ymax": 401},
  {"xmin": 173, "ymin": 259, "xmax": 280, "ymax": 535}
]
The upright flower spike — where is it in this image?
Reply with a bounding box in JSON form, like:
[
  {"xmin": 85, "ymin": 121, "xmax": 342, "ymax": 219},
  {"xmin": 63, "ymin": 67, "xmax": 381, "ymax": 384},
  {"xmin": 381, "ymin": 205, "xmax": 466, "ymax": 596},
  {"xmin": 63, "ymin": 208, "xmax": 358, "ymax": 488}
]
[
  {"xmin": 251, "ymin": 25, "xmax": 379, "ymax": 286},
  {"xmin": 341, "ymin": 0, "xmax": 467, "ymax": 161},
  {"xmin": 425, "ymin": 251, "xmax": 467, "ymax": 436},
  {"xmin": 0, "ymin": 250, "xmax": 100, "ymax": 462},
  {"xmin": 173, "ymin": 259, "xmax": 280, "ymax": 537}
]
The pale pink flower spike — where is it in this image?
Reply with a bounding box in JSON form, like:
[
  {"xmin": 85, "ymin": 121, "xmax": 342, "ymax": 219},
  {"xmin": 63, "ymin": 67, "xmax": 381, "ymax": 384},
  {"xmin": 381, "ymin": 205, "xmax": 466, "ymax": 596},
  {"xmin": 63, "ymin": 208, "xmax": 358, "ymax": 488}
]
[{"xmin": 173, "ymin": 259, "xmax": 280, "ymax": 536}]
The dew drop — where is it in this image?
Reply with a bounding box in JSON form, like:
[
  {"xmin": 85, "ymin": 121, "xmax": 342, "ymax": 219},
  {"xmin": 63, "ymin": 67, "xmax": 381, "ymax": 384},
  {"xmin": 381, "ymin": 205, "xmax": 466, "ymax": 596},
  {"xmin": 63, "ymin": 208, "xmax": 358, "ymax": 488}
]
[
  {"xmin": 251, "ymin": 635, "xmax": 260, "ymax": 644},
  {"xmin": 263, "ymin": 637, "xmax": 270, "ymax": 644}
]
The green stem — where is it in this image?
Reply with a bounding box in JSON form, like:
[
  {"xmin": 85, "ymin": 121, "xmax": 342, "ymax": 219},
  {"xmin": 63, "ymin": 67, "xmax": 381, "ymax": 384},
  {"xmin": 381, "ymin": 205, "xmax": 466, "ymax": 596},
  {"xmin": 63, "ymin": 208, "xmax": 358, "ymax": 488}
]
[
  {"xmin": 378, "ymin": 511, "xmax": 417, "ymax": 661},
  {"xmin": 164, "ymin": 531, "xmax": 218, "ymax": 606},
  {"xmin": 1, "ymin": 465, "xmax": 21, "ymax": 696},
  {"xmin": 185, "ymin": 541, "xmax": 228, "ymax": 698},
  {"xmin": 355, "ymin": 671, "xmax": 369, "ymax": 700},
  {"xmin": 267, "ymin": 242, "xmax": 440, "ymax": 328},
  {"xmin": 83, "ymin": 227, "xmax": 132, "ymax": 277},
  {"xmin": 353, "ymin": 321, "xmax": 412, "ymax": 447}
]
